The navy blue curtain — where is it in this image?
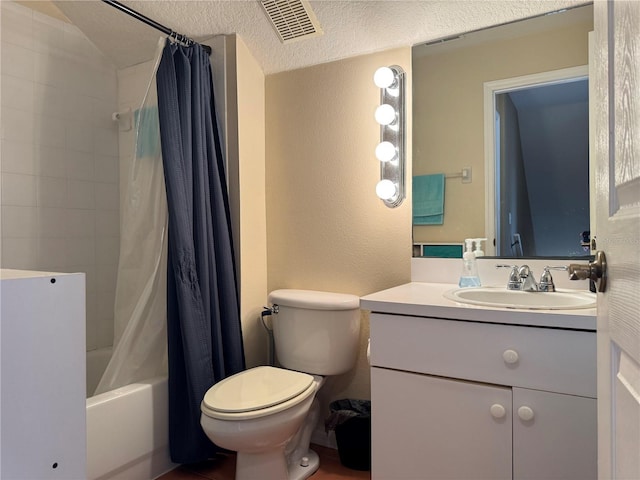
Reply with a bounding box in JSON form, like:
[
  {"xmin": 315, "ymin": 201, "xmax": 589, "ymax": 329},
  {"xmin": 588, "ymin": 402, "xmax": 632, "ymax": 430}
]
[{"xmin": 156, "ymin": 39, "xmax": 245, "ymax": 464}]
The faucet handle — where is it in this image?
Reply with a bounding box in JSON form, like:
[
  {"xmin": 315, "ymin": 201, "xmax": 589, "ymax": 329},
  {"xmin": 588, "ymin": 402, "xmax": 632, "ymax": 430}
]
[
  {"xmin": 538, "ymin": 266, "xmax": 568, "ymax": 292},
  {"xmin": 496, "ymin": 264, "xmax": 521, "ymax": 290}
]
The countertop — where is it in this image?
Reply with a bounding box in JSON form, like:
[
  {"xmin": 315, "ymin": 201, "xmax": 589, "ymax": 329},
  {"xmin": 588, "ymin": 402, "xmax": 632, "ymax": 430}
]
[{"xmin": 360, "ymin": 282, "xmax": 596, "ymax": 331}]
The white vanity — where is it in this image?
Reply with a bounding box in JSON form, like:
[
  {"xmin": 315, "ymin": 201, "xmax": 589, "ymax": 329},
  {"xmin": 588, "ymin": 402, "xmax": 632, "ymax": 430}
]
[{"xmin": 361, "ymin": 279, "xmax": 597, "ymax": 480}]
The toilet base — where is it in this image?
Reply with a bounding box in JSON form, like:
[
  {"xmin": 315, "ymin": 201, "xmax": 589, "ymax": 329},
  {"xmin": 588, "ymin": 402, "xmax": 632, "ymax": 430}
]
[
  {"xmin": 288, "ymin": 449, "xmax": 319, "ymax": 480},
  {"xmin": 236, "ymin": 448, "xmax": 288, "ymax": 480},
  {"xmin": 235, "ymin": 448, "xmax": 318, "ymax": 480}
]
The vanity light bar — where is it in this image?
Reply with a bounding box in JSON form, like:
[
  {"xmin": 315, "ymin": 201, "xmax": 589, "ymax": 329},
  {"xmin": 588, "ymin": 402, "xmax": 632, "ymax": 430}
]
[{"xmin": 374, "ymin": 65, "xmax": 405, "ymax": 208}]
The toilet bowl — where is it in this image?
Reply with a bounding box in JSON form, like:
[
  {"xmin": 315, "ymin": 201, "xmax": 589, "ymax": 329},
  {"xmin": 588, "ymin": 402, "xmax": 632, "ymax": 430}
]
[
  {"xmin": 200, "ymin": 289, "xmax": 360, "ymax": 480},
  {"xmin": 201, "ymin": 366, "xmax": 320, "ymax": 480}
]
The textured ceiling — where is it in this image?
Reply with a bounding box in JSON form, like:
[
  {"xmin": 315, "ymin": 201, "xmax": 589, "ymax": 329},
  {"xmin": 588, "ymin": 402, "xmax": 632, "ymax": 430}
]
[{"xmin": 52, "ymin": 0, "xmax": 589, "ymax": 74}]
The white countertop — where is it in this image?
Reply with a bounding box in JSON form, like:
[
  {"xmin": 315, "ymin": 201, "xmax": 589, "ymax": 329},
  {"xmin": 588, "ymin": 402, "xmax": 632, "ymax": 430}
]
[{"xmin": 360, "ymin": 282, "xmax": 596, "ymax": 331}]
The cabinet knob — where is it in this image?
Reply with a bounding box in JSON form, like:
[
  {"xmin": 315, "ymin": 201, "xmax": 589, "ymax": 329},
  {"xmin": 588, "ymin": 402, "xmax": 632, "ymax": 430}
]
[
  {"xmin": 490, "ymin": 404, "xmax": 506, "ymax": 419},
  {"xmin": 517, "ymin": 406, "xmax": 535, "ymax": 421},
  {"xmin": 502, "ymin": 349, "xmax": 519, "ymax": 364}
]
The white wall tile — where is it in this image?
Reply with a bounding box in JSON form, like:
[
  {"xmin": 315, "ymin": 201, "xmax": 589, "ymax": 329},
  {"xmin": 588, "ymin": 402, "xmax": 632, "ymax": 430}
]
[
  {"xmin": 94, "ymin": 127, "xmax": 118, "ymax": 156},
  {"xmin": 1, "ymin": 237, "xmax": 38, "ymax": 269},
  {"xmin": 95, "ymin": 289, "xmax": 116, "ymax": 321},
  {"xmin": 66, "ymin": 237, "xmax": 95, "ymax": 265},
  {"xmin": 37, "ymin": 176, "xmax": 67, "ymax": 208},
  {"xmin": 95, "ymin": 182, "xmax": 118, "ymax": 210},
  {"xmin": 1, "ymin": 74, "xmax": 34, "ymax": 111},
  {"xmin": 94, "ymin": 67, "xmax": 118, "ymax": 101},
  {"xmin": 82, "ymin": 264, "xmax": 97, "ymax": 295},
  {"xmin": 35, "ymin": 145, "xmax": 66, "ymax": 177},
  {"xmin": 95, "ymin": 210, "xmax": 119, "ymax": 237},
  {"xmin": 1, "ymin": 140, "xmax": 36, "ymax": 175},
  {"xmin": 37, "ymin": 207, "xmax": 68, "ymax": 238},
  {"xmin": 95, "ymin": 262, "xmax": 118, "ymax": 293},
  {"xmin": 1, "ymin": 106, "xmax": 34, "ymax": 143},
  {"xmin": 1, "ymin": 173, "xmax": 37, "ymax": 206},
  {"xmin": 92, "ymin": 98, "xmax": 118, "ymax": 130},
  {"xmin": 1, "ymin": 205, "xmax": 38, "ymax": 237},
  {"xmin": 67, "ymin": 94, "xmax": 95, "ymax": 125},
  {"xmin": 67, "ymin": 209, "xmax": 95, "ymax": 238},
  {"xmin": 94, "ymin": 154, "xmax": 119, "ymax": 184},
  {"xmin": 95, "ymin": 236, "xmax": 119, "ymax": 266},
  {"xmin": 66, "ymin": 150, "xmax": 94, "ymax": 181},
  {"xmin": 33, "ymin": 114, "xmax": 66, "ymax": 148},
  {"xmin": 66, "ymin": 121, "xmax": 93, "ymax": 153},
  {"xmin": 36, "ymin": 237, "xmax": 67, "ymax": 269},
  {"xmin": 85, "ymin": 291, "xmax": 99, "ymax": 350},
  {"xmin": 1, "ymin": 42, "xmax": 35, "ymax": 80},
  {"xmin": 34, "ymin": 51, "xmax": 68, "ymax": 89},
  {"xmin": 34, "ymin": 83, "xmax": 66, "ymax": 119},
  {"xmin": 68, "ymin": 179, "xmax": 95, "ymax": 209}
]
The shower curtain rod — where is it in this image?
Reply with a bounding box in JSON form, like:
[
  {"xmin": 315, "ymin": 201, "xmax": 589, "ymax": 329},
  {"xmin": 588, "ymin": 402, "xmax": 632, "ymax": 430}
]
[{"xmin": 101, "ymin": 0, "xmax": 211, "ymax": 54}]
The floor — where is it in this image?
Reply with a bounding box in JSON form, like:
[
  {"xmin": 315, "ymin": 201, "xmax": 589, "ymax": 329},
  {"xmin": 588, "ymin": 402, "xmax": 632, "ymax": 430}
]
[{"xmin": 157, "ymin": 444, "xmax": 371, "ymax": 480}]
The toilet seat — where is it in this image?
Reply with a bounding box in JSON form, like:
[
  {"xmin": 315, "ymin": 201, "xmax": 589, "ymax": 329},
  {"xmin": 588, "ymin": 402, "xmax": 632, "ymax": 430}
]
[{"xmin": 201, "ymin": 366, "xmax": 316, "ymax": 421}]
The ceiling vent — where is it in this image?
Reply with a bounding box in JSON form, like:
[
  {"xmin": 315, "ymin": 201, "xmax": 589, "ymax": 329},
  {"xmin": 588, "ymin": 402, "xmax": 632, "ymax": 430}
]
[{"xmin": 260, "ymin": 0, "xmax": 323, "ymax": 44}]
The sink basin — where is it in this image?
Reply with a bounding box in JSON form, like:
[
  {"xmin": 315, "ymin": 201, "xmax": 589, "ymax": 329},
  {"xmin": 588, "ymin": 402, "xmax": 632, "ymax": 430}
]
[{"xmin": 444, "ymin": 287, "xmax": 596, "ymax": 310}]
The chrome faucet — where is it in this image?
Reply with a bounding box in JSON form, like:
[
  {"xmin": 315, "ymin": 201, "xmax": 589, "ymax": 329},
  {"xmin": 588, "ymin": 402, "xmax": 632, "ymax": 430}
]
[
  {"xmin": 497, "ymin": 264, "xmax": 569, "ymax": 291},
  {"xmin": 517, "ymin": 265, "xmax": 538, "ymax": 292},
  {"xmin": 496, "ymin": 264, "xmax": 538, "ymax": 291}
]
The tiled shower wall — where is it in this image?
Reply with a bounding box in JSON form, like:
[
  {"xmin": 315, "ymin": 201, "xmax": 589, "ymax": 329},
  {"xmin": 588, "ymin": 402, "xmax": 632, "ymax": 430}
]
[{"xmin": 0, "ymin": 2, "xmax": 120, "ymax": 351}]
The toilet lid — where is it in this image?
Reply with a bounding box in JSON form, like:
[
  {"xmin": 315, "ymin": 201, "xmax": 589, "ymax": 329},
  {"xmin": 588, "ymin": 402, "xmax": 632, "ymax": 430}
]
[{"xmin": 202, "ymin": 366, "xmax": 314, "ymax": 414}]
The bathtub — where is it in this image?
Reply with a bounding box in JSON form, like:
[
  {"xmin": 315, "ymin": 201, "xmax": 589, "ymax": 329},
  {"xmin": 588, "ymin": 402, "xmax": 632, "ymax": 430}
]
[{"xmin": 86, "ymin": 348, "xmax": 177, "ymax": 480}]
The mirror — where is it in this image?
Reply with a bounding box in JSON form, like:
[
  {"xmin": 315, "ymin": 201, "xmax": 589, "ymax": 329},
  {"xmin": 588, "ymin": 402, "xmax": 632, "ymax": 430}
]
[{"xmin": 412, "ymin": 4, "xmax": 593, "ymax": 258}]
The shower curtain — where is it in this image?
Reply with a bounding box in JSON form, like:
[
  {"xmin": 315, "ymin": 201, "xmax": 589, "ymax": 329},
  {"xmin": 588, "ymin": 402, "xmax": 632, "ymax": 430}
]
[
  {"xmin": 156, "ymin": 39, "xmax": 245, "ymax": 464},
  {"xmin": 95, "ymin": 39, "xmax": 169, "ymax": 396}
]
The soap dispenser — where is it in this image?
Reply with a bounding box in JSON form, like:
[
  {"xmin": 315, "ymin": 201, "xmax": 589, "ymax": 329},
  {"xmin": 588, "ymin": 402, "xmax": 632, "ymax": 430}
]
[
  {"xmin": 459, "ymin": 238, "xmax": 481, "ymax": 287},
  {"xmin": 473, "ymin": 238, "xmax": 487, "ymax": 257}
]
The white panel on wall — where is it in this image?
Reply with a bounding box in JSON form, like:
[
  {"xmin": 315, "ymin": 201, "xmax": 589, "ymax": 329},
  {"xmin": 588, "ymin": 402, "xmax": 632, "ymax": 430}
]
[{"xmin": 0, "ymin": 269, "xmax": 86, "ymax": 478}]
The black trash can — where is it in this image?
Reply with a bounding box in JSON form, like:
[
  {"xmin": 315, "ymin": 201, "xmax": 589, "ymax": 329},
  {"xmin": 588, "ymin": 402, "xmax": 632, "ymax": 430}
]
[{"xmin": 325, "ymin": 399, "xmax": 371, "ymax": 471}]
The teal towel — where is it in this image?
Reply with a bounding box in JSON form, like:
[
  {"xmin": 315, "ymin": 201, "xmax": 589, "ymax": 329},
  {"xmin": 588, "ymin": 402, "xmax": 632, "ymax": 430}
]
[
  {"xmin": 413, "ymin": 174, "xmax": 445, "ymax": 225},
  {"xmin": 134, "ymin": 107, "xmax": 161, "ymax": 159}
]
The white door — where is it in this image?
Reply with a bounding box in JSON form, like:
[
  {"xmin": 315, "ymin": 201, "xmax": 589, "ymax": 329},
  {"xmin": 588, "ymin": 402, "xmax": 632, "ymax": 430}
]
[{"xmin": 592, "ymin": 1, "xmax": 640, "ymax": 478}]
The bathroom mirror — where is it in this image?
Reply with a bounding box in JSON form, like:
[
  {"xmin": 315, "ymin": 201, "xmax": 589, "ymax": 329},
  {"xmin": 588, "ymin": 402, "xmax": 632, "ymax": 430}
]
[{"xmin": 412, "ymin": 4, "xmax": 593, "ymax": 258}]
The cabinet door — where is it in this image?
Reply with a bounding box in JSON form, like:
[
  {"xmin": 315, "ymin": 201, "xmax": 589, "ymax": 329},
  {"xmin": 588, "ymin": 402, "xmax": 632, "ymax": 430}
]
[
  {"xmin": 513, "ymin": 388, "xmax": 597, "ymax": 480},
  {"xmin": 371, "ymin": 367, "xmax": 512, "ymax": 480}
]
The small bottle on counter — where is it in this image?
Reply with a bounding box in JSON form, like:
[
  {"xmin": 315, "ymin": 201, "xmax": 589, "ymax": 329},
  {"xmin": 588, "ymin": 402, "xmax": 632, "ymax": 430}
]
[{"xmin": 459, "ymin": 238, "xmax": 481, "ymax": 287}]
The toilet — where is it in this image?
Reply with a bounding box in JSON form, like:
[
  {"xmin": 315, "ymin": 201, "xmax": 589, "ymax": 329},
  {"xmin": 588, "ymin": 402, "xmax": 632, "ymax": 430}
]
[{"xmin": 200, "ymin": 289, "xmax": 360, "ymax": 480}]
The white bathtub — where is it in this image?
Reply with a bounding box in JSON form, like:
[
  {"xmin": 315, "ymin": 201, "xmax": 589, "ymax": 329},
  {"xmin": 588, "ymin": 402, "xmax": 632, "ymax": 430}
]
[{"xmin": 86, "ymin": 348, "xmax": 177, "ymax": 480}]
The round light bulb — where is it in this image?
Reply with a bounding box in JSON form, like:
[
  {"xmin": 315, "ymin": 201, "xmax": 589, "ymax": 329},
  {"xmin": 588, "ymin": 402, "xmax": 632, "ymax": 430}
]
[
  {"xmin": 375, "ymin": 104, "xmax": 396, "ymax": 126},
  {"xmin": 373, "ymin": 67, "xmax": 395, "ymax": 89},
  {"xmin": 376, "ymin": 179, "xmax": 397, "ymax": 201},
  {"xmin": 375, "ymin": 141, "xmax": 397, "ymax": 162}
]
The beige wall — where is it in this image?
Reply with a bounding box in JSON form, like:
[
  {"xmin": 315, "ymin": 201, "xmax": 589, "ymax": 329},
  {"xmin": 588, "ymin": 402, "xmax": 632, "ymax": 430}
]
[
  {"xmin": 412, "ymin": 18, "xmax": 592, "ymax": 244},
  {"xmin": 265, "ymin": 48, "xmax": 412, "ymax": 408},
  {"xmin": 233, "ymin": 36, "xmax": 269, "ymax": 369}
]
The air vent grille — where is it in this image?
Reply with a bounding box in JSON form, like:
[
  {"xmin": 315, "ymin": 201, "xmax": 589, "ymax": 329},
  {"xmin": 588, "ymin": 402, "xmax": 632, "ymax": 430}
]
[{"xmin": 260, "ymin": 0, "xmax": 323, "ymax": 44}]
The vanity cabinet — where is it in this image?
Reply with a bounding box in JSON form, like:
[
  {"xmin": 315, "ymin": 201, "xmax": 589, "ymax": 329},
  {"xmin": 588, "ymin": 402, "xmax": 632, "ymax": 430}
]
[{"xmin": 369, "ymin": 312, "xmax": 597, "ymax": 480}]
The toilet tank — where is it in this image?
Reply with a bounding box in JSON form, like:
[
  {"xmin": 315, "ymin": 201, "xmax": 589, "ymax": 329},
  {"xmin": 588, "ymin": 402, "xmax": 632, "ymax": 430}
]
[{"xmin": 268, "ymin": 289, "xmax": 360, "ymax": 376}]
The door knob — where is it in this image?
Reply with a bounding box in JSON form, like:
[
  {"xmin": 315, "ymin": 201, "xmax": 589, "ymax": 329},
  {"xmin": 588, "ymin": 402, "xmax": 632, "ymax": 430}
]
[
  {"xmin": 502, "ymin": 349, "xmax": 519, "ymax": 364},
  {"xmin": 568, "ymin": 250, "xmax": 607, "ymax": 292},
  {"xmin": 490, "ymin": 404, "xmax": 506, "ymax": 419},
  {"xmin": 517, "ymin": 406, "xmax": 535, "ymax": 421}
]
